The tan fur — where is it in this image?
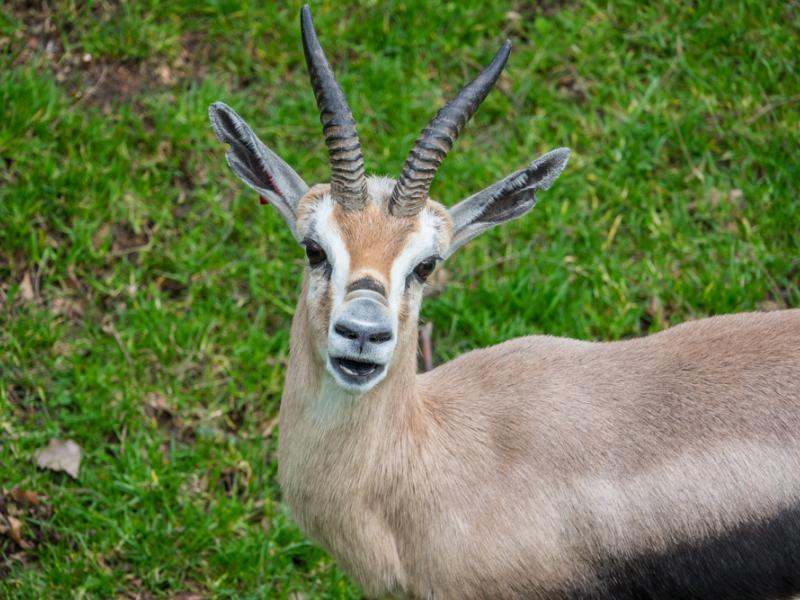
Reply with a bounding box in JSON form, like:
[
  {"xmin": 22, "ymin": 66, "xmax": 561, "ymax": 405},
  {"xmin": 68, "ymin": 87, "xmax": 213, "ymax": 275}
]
[
  {"xmin": 334, "ymin": 202, "xmax": 418, "ymax": 289},
  {"xmin": 279, "ymin": 190, "xmax": 800, "ymax": 599}
]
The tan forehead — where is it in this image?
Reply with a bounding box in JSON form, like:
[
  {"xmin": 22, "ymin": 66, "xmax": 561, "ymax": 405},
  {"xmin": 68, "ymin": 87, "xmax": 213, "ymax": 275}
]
[{"xmin": 333, "ymin": 202, "xmax": 417, "ymax": 276}]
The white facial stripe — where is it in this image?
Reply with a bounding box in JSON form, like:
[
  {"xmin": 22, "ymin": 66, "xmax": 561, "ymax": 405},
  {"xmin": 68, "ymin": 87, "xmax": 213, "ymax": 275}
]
[
  {"xmin": 310, "ymin": 195, "xmax": 350, "ymax": 309},
  {"xmin": 388, "ymin": 208, "xmax": 441, "ymax": 316}
]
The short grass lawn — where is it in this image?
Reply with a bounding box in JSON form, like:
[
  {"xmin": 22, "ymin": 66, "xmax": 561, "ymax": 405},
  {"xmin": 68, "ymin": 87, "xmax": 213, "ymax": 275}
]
[{"xmin": 1, "ymin": 1, "xmax": 798, "ymax": 598}]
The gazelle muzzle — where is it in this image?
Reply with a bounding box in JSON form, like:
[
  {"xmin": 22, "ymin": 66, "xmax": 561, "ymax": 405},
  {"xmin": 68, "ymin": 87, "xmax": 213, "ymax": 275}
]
[{"xmin": 327, "ymin": 288, "xmax": 395, "ymax": 389}]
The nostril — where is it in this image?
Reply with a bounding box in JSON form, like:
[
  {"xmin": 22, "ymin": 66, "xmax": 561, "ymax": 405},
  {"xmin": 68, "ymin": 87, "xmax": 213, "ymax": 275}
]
[
  {"xmin": 334, "ymin": 323, "xmax": 359, "ymax": 340},
  {"xmin": 369, "ymin": 331, "xmax": 392, "ymax": 344}
]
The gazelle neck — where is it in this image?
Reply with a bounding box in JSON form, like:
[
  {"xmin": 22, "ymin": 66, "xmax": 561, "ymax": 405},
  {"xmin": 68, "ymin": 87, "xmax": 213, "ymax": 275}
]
[{"xmin": 277, "ymin": 284, "xmax": 429, "ymax": 596}]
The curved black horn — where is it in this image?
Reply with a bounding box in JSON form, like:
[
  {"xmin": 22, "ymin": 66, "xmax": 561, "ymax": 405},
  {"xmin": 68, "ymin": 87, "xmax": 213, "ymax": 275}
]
[
  {"xmin": 389, "ymin": 41, "xmax": 512, "ymax": 218},
  {"xmin": 300, "ymin": 5, "xmax": 367, "ymax": 210}
]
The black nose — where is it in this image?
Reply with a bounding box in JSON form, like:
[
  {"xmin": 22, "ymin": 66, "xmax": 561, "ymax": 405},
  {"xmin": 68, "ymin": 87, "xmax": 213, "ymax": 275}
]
[
  {"xmin": 332, "ymin": 296, "xmax": 393, "ymax": 352},
  {"xmin": 334, "ymin": 321, "xmax": 393, "ymax": 347}
]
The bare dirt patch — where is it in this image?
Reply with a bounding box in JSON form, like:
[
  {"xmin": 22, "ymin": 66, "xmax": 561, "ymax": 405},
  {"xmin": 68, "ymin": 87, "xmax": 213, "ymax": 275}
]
[{"xmin": 5, "ymin": 3, "xmax": 213, "ymax": 109}]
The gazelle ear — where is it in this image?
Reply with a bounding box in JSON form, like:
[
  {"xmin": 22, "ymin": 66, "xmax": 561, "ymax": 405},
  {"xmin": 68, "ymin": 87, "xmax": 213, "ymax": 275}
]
[
  {"xmin": 209, "ymin": 101, "xmax": 309, "ymax": 241},
  {"xmin": 445, "ymin": 148, "xmax": 570, "ymax": 258}
]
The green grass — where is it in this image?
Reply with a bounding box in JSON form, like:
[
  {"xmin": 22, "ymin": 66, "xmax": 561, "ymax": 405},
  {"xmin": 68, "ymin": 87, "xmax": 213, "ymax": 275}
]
[{"xmin": 1, "ymin": 0, "xmax": 798, "ymax": 597}]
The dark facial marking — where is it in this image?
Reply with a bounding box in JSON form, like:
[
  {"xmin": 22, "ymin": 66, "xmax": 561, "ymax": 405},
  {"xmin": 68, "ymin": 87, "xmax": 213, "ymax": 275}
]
[
  {"xmin": 566, "ymin": 504, "xmax": 800, "ymax": 600},
  {"xmin": 347, "ymin": 277, "xmax": 386, "ymax": 297}
]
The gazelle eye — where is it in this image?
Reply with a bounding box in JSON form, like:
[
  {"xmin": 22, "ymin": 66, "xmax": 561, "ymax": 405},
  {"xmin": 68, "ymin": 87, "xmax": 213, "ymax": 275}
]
[
  {"xmin": 413, "ymin": 257, "xmax": 438, "ymax": 282},
  {"xmin": 304, "ymin": 240, "xmax": 327, "ymax": 268}
]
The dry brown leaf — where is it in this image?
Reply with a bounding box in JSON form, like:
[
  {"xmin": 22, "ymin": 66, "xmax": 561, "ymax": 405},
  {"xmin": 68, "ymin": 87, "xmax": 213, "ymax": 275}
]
[
  {"xmin": 51, "ymin": 296, "xmax": 85, "ymax": 320},
  {"xmin": 0, "ymin": 513, "xmax": 31, "ymax": 549},
  {"xmin": 34, "ymin": 439, "xmax": 82, "ymax": 479},
  {"xmin": 8, "ymin": 489, "xmax": 41, "ymax": 505},
  {"xmin": 0, "ymin": 488, "xmax": 55, "ymax": 553},
  {"xmin": 497, "ymin": 73, "xmax": 513, "ymax": 95},
  {"xmin": 19, "ymin": 273, "xmax": 35, "ymax": 302},
  {"xmin": 7, "ymin": 516, "xmax": 23, "ymax": 545},
  {"xmin": 145, "ymin": 392, "xmax": 173, "ymax": 416},
  {"xmin": 156, "ymin": 64, "xmax": 176, "ymax": 85},
  {"xmin": 261, "ymin": 415, "xmax": 279, "ymax": 439},
  {"xmin": 6, "ymin": 551, "xmax": 28, "ymax": 565}
]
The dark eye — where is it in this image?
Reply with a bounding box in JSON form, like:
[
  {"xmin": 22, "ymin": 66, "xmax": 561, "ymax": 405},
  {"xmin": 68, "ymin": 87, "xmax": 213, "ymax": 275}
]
[
  {"xmin": 304, "ymin": 240, "xmax": 327, "ymax": 268},
  {"xmin": 413, "ymin": 257, "xmax": 438, "ymax": 282}
]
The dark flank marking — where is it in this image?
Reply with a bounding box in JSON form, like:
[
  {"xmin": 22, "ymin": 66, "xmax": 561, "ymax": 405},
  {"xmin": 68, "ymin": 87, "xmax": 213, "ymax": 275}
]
[
  {"xmin": 568, "ymin": 504, "xmax": 800, "ymax": 600},
  {"xmin": 347, "ymin": 277, "xmax": 386, "ymax": 297}
]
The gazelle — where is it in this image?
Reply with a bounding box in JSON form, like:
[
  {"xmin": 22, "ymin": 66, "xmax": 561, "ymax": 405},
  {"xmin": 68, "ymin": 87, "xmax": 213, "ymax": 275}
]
[{"xmin": 209, "ymin": 6, "xmax": 800, "ymax": 599}]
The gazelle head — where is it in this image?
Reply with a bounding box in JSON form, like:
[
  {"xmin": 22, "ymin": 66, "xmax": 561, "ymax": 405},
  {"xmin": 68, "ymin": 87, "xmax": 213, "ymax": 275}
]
[{"xmin": 209, "ymin": 6, "xmax": 570, "ymax": 394}]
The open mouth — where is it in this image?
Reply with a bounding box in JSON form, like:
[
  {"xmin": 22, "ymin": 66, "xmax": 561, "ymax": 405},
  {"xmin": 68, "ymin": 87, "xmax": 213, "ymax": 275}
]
[{"xmin": 330, "ymin": 356, "xmax": 385, "ymax": 383}]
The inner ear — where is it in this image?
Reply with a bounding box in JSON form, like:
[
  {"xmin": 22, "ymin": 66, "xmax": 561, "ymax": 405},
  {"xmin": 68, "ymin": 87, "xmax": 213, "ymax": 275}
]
[
  {"xmin": 209, "ymin": 101, "xmax": 309, "ymax": 241},
  {"xmin": 446, "ymin": 147, "xmax": 570, "ymax": 256},
  {"xmin": 475, "ymin": 179, "xmax": 537, "ymax": 224},
  {"xmin": 214, "ymin": 108, "xmax": 285, "ymax": 200}
]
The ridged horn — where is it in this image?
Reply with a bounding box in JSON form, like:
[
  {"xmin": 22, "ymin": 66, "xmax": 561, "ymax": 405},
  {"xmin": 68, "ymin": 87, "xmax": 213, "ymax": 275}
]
[
  {"xmin": 300, "ymin": 5, "xmax": 367, "ymax": 210},
  {"xmin": 389, "ymin": 41, "xmax": 512, "ymax": 218}
]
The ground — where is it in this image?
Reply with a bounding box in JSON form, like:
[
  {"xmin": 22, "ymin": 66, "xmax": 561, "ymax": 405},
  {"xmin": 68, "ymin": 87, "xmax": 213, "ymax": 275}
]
[{"xmin": 1, "ymin": 1, "xmax": 798, "ymax": 598}]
